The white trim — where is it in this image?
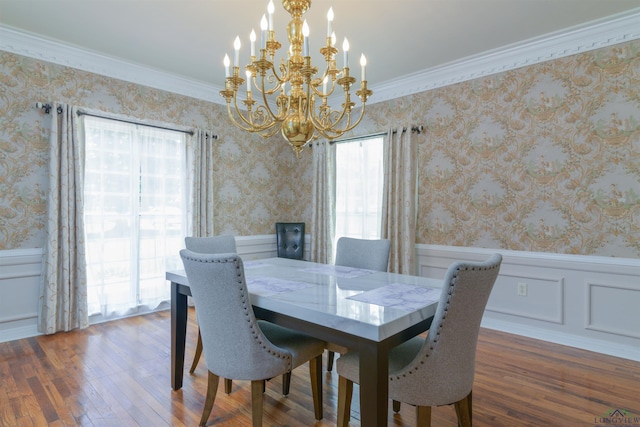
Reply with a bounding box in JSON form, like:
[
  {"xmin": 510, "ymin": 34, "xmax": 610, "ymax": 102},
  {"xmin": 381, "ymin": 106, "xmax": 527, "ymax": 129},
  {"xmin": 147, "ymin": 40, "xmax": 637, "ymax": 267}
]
[
  {"xmin": 0, "ymin": 25, "xmax": 222, "ymax": 104},
  {"xmin": 0, "ymin": 247, "xmax": 44, "ymax": 260},
  {"xmin": 487, "ymin": 273, "xmax": 565, "ymax": 324},
  {"xmin": 481, "ymin": 317, "xmax": 640, "ymax": 362},
  {"xmin": 0, "ymin": 325, "xmax": 42, "ymax": 343},
  {"xmin": 369, "ymin": 8, "xmax": 640, "ymax": 104},
  {"xmin": 2, "ymin": 9, "xmax": 639, "ymax": 105},
  {"xmin": 0, "ymin": 312, "xmax": 38, "ymax": 323},
  {"xmin": 416, "ymin": 244, "xmax": 640, "ymax": 273},
  {"xmin": 585, "ymin": 281, "xmax": 640, "ymax": 339}
]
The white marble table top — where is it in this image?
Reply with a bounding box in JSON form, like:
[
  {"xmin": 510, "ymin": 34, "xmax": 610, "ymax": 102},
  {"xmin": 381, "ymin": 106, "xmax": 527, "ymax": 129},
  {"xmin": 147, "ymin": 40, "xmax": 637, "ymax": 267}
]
[{"xmin": 167, "ymin": 257, "xmax": 442, "ymax": 342}]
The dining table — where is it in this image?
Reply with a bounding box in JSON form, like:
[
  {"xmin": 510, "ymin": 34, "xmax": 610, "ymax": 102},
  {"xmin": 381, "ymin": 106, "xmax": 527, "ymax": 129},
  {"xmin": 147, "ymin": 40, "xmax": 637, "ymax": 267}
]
[{"xmin": 167, "ymin": 256, "xmax": 442, "ymax": 426}]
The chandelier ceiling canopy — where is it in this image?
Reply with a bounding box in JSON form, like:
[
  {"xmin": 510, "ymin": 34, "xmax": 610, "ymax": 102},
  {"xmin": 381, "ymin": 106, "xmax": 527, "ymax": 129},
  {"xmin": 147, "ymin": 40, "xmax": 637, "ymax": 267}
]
[{"xmin": 220, "ymin": 0, "xmax": 371, "ymax": 156}]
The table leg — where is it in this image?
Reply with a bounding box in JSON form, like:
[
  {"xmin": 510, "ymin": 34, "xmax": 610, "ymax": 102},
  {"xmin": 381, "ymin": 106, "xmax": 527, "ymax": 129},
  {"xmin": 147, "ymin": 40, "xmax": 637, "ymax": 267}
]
[
  {"xmin": 358, "ymin": 341, "xmax": 389, "ymax": 426},
  {"xmin": 171, "ymin": 281, "xmax": 188, "ymax": 390}
]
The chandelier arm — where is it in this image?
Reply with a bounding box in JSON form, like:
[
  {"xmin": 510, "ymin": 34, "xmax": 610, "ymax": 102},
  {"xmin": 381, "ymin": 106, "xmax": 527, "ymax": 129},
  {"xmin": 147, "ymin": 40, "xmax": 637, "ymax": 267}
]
[
  {"xmin": 226, "ymin": 101, "xmax": 259, "ymax": 132},
  {"xmin": 309, "ymin": 66, "xmax": 328, "ymax": 98},
  {"xmin": 230, "ymin": 94, "xmax": 279, "ymax": 133},
  {"xmin": 258, "ymin": 74, "xmax": 286, "ymax": 121},
  {"xmin": 313, "ymin": 127, "xmax": 344, "ymax": 141},
  {"xmin": 340, "ymin": 104, "xmax": 367, "ymax": 133},
  {"xmin": 305, "ymin": 75, "xmax": 313, "ymax": 120},
  {"xmin": 260, "ymin": 123, "xmax": 282, "ymax": 139},
  {"xmin": 308, "ymin": 99, "xmax": 349, "ymax": 132},
  {"xmin": 320, "ymin": 102, "xmax": 369, "ymax": 140},
  {"xmin": 310, "ymin": 66, "xmax": 338, "ymax": 99},
  {"xmin": 309, "ymin": 93, "xmax": 373, "ymax": 140},
  {"xmin": 253, "ymin": 65, "xmax": 286, "ymax": 97},
  {"xmin": 232, "ymin": 94, "xmax": 261, "ymax": 129},
  {"xmin": 310, "ymin": 107, "xmax": 351, "ymax": 140},
  {"xmin": 308, "ymin": 88, "xmax": 330, "ymax": 136}
]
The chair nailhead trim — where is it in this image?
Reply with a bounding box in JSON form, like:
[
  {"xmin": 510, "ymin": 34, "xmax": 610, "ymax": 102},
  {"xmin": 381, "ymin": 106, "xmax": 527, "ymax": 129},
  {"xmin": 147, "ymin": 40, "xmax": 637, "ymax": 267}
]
[{"xmin": 393, "ymin": 261, "xmax": 501, "ymax": 379}]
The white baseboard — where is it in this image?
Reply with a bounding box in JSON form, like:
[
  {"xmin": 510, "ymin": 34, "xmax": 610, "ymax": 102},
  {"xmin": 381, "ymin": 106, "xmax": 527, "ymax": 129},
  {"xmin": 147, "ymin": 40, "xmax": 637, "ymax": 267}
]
[
  {"xmin": 481, "ymin": 317, "xmax": 640, "ymax": 362},
  {"xmin": 0, "ymin": 324, "xmax": 42, "ymax": 343}
]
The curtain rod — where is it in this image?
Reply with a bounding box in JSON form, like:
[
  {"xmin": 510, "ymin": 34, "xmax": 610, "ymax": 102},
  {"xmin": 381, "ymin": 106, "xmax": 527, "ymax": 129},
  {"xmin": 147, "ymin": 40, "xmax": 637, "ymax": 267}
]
[
  {"xmin": 36, "ymin": 102, "xmax": 62, "ymax": 115},
  {"xmin": 36, "ymin": 103, "xmax": 218, "ymax": 139},
  {"xmin": 77, "ymin": 110, "xmax": 200, "ymax": 137},
  {"xmin": 329, "ymin": 125, "xmax": 424, "ymax": 145}
]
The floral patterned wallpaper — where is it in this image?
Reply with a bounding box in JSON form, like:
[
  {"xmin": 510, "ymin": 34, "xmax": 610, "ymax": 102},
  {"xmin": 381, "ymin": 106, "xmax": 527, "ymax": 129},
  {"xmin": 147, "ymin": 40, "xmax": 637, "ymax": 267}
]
[
  {"xmin": 0, "ymin": 51, "xmax": 308, "ymax": 249},
  {"xmin": 1, "ymin": 39, "xmax": 639, "ymax": 258},
  {"xmin": 358, "ymin": 40, "xmax": 640, "ymax": 258}
]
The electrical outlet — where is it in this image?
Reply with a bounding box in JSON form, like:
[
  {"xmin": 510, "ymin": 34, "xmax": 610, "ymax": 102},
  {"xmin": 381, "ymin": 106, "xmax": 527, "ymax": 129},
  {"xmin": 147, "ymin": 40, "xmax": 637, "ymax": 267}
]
[{"xmin": 517, "ymin": 282, "xmax": 527, "ymax": 296}]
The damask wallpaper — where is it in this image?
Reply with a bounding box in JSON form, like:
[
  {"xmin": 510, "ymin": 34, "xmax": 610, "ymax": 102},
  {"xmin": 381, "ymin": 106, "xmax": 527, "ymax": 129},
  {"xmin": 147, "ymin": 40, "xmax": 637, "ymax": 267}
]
[
  {"xmin": 0, "ymin": 51, "xmax": 309, "ymax": 250},
  {"xmin": 1, "ymin": 39, "xmax": 638, "ymax": 258},
  {"xmin": 355, "ymin": 40, "xmax": 640, "ymax": 258}
]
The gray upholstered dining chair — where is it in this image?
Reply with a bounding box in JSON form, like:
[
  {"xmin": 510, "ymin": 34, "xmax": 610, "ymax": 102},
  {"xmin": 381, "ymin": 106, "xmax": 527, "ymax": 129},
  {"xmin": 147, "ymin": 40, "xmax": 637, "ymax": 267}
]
[
  {"xmin": 325, "ymin": 237, "xmax": 392, "ymax": 371},
  {"xmin": 276, "ymin": 222, "xmax": 305, "ymax": 260},
  {"xmin": 185, "ymin": 235, "xmax": 237, "ymax": 254},
  {"xmin": 335, "ymin": 253, "xmax": 502, "ymax": 427},
  {"xmin": 180, "ymin": 250, "xmax": 325, "ymax": 426},
  {"xmin": 185, "ymin": 235, "xmax": 237, "ymax": 378},
  {"xmin": 334, "ymin": 236, "xmax": 391, "ymax": 272}
]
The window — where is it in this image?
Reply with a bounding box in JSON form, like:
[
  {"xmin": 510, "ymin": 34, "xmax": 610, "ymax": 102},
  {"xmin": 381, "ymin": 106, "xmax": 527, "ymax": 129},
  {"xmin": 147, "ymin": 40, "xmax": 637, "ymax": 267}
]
[
  {"xmin": 83, "ymin": 116, "xmax": 187, "ymax": 318},
  {"xmin": 335, "ymin": 136, "xmax": 384, "ymax": 244}
]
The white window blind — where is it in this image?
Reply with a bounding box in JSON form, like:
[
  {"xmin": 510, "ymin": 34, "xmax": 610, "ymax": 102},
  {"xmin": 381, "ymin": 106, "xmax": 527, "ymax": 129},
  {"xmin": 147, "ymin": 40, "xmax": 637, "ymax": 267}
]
[{"xmin": 83, "ymin": 116, "xmax": 187, "ymax": 318}]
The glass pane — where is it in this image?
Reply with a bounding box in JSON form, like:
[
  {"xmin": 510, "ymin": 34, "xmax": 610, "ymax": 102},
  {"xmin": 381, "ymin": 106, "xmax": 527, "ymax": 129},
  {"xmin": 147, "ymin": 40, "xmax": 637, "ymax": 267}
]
[
  {"xmin": 335, "ymin": 137, "xmax": 384, "ymax": 244},
  {"xmin": 84, "ymin": 116, "xmax": 187, "ymax": 318}
]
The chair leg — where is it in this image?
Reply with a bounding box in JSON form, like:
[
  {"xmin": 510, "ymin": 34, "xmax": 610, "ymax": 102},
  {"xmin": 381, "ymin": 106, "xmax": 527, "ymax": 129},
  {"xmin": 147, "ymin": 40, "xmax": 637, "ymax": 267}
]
[
  {"xmin": 309, "ymin": 354, "xmax": 323, "ymax": 420},
  {"xmin": 199, "ymin": 371, "xmax": 219, "ymax": 426},
  {"xmin": 224, "ymin": 378, "xmax": 232, "ymax": 394},
  {"xmin": 282, "ymin": 372, "xmax": 291, "ymax": 396},
  {"xmin": 393, "ymin": 400, "xmax": 401, "ymax": 412},
  {"xmin": 190, "ymin": 329, "xmax": 203, "ymax": 374},
  {"xmin": 250, "ymin": 380, "xmax": 264, "ymax": 427},
  {"xmin": 416, "ymin": 405, "xmax": 432, "ymax": 427},
  {"xmin": 327, "ymin": 350, "xmax": 335, "ymax": 371},
  {"xmin": 337, "ymin": 376, "xmax": 353, "ymax": 427},
  {"xmin": 454, "ymin": 391, "xmax": 472, "ymax": 427}
]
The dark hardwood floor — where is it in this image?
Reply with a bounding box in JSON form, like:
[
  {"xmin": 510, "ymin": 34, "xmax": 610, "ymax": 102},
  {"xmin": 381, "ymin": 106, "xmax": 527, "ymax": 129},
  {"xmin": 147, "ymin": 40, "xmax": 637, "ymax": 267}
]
[{"xmin": 1, "ymin": 309, "xmax": 638, "ymax": 426}]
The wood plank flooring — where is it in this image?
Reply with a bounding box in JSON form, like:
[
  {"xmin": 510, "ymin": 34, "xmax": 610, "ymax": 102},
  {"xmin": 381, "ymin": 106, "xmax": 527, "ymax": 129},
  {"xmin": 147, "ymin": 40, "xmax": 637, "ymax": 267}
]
[{"xmin": 1, "ymin": 309, "xmax": 638, "ymax": 426}]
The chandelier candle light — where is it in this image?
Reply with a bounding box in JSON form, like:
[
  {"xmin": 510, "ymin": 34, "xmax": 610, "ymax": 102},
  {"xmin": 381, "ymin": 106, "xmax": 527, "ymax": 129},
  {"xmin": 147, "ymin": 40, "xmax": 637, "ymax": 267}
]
[{"xmin": 220, "ymin": 0, "xmax": 372, "ymax": 156}]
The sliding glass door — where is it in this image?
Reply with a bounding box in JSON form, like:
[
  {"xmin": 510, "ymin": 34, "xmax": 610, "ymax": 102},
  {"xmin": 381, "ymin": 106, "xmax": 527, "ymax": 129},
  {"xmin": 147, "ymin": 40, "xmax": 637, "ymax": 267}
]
[{"xmin": 83, "ymin": 116, "xmax": 187, "ymax": 318}]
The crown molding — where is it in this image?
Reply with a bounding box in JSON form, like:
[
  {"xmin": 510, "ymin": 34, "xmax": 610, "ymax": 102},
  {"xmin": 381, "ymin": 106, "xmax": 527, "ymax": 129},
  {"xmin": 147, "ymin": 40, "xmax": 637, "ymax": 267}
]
[
  {"xmin": 369, "ymin": 8, "xmax": 640, "ymax": 104},
  {"xmin": 0, "ymin": 25, "xmax": 225, "ymax": 104},
  {"xmin": 2, "ymin": 8, "xmax": 639, "ymax": 106}
]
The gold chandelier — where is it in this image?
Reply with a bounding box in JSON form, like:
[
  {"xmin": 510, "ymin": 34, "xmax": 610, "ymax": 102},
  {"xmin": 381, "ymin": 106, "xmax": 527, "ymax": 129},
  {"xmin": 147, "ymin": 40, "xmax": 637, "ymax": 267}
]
[{"xmin": 220, "ymin": 0, "xmax": 372, "ymax": 156}]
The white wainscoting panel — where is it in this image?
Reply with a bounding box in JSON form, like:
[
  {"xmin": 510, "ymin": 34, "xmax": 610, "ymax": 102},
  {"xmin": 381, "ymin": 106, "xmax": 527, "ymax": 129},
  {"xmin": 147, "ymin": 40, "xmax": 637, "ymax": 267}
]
[
  {"xmin": 2, "ymin": 242, "xmax": 638, "ymax": 362},
  {"xmin": 0, "ymin": 236, "xmax": 309, "ymax": 343},
  {"xmin": 488, "ymin": 273, "xmax": 564, "ymax": 324},
  {"xmin": 0, "ymin": 248, "xmax": 43, "ymax": 342},
  {"xmin": 416, "ymin": 244, "xmax": 640, "ymax": 361},
  {"xmin": 586, "ymin": 281, "xmax": 640, "ymax": 339}
]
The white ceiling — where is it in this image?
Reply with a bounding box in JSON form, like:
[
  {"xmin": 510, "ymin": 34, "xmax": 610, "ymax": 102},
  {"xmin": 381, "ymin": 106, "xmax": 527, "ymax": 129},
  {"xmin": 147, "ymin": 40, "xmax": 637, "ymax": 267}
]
[{"xmin": 2, "ymin": 0, "xmax": 640, "ymax": 101}]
